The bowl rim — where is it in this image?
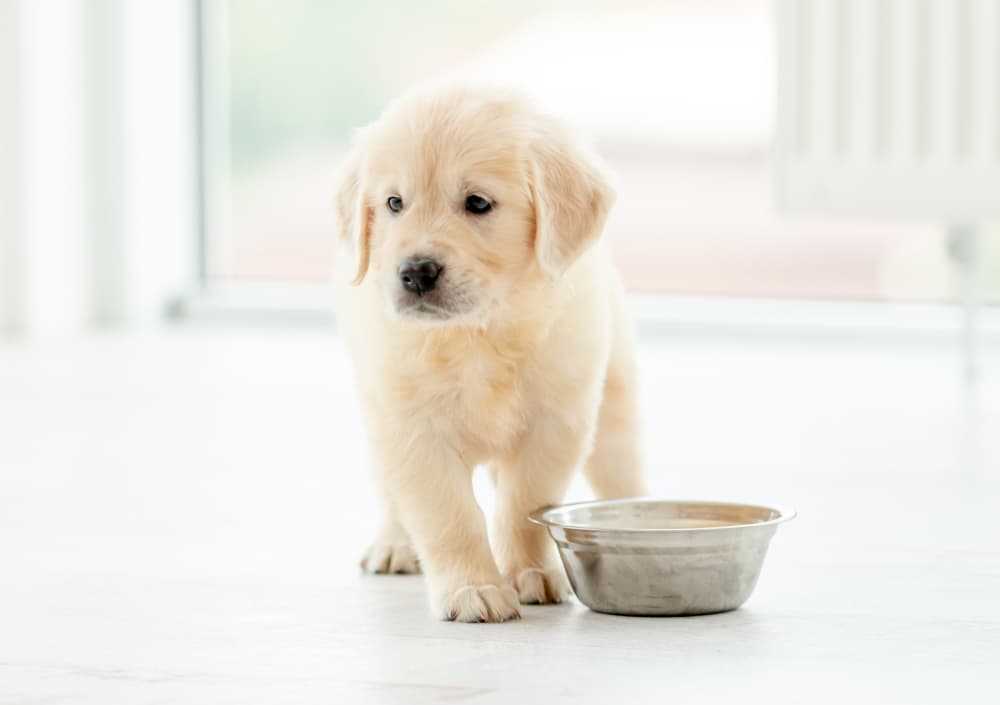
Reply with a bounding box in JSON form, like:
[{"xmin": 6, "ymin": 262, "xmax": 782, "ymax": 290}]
[{"xmin": 528, "ymin": 498, "xmax": 797, "ymax": 534}]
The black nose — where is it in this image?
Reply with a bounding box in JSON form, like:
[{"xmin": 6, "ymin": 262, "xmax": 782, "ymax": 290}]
[{"xmin": 398, "ymin": 257, "xmax": 442, "ymax": 295}]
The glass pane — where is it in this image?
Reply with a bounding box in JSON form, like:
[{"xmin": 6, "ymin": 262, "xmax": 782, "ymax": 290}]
[{"xmin": 218, "ymin": 0, "xmax": 994, "ymax": 302}]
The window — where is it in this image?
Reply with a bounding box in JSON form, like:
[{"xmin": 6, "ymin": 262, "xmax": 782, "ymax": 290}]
[{"xmin": 201, "ymin": 0, "xmax": 995, "ymax": 304}]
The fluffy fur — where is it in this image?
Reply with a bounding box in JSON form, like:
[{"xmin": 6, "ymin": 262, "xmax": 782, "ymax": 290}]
[{"xmin": 333, "ymin": 84, "xmax": 645, "ymax": 622}]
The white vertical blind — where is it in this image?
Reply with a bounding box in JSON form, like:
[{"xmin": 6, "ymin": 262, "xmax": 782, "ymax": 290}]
[
  {"xmin": 21, "ymin": 0, "xmax": 89, "ymax": 338},
  {"xmin": 0, "ymin": 0, "xmax": 24, "ymax": 336},
  {"xmin": 120, "ymin": 0, "xmax": 198, "ymax": 327},
  {"xmin": 84, "ymin": 0, "xmax": 127, "ymax": 327}
]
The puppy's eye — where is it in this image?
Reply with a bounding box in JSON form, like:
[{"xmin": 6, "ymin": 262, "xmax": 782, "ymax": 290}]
[
  {"xmin": 465, "ymin": 195, "xmax": 493, "ymax": 215},
  {"xmin": 387, "ymin": 196, "xmax": 404, "ymax": 213}
]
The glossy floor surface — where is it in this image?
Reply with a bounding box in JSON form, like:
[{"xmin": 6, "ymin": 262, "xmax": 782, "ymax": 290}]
[{"xmin": 1, "ymin": 326, "xmax": 997, "ymax": 704}]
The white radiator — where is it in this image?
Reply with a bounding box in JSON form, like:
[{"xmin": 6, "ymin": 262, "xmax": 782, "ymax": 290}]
[{"xmin": 775, "ymin": 0, "xmax": 1000, "ymax": 220}]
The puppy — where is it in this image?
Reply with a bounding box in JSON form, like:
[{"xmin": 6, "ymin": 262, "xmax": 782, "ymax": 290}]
[{"xmin": 333, "ymin": 84, "xmax": 645, "ymax": 622}]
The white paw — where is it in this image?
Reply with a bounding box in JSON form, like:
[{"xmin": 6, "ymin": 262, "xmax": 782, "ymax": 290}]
[
  {"xmin": 360, "ymin": 536, "xmax": 420, "ymax": 574},
  {"xmin": 511, "ymin": 567, "xmax": 571, "ymax": 605},
  {"xmin": 439, "ymin": 584, "xmax": 521, "ymax": 623}
]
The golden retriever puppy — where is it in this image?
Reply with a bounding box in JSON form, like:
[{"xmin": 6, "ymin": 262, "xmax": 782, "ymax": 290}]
[{"xmin": 333, "ymin": 84, "xmax": 645, "ymax": 622}]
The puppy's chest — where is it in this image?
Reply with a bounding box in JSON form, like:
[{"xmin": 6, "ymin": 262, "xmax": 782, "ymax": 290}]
[{"xmin": 398, "ymin": 341, "xmax": 531, "ymax": 450}]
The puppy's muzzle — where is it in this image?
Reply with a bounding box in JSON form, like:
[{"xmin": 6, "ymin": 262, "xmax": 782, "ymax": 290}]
[{"xmin": 398, "ymin": 257, "xmax": 442, "ymax": 296}]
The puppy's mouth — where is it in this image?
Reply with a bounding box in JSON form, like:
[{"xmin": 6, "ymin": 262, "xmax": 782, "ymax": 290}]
[
  {"xmin": 392, "ymin": 283, "xmax": 480, "ymax": 324},
  {"xmin": 398, "ymin": 299, "xmax": 463, "ymax": 321}
]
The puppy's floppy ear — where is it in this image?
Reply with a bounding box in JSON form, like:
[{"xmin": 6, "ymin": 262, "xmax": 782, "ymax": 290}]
[
  {"xmin": 528, "ymin": 121, "xmax": 615, "ymax": 280},
  {"xmin": 333, "ymin": 144, "xmax": 373, "ymax": 286}
]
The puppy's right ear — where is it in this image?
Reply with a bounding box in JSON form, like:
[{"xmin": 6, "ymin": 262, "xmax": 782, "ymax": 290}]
[{"xmin": 334, "ymin": 145, "xmax": 372, "ymax": 286}]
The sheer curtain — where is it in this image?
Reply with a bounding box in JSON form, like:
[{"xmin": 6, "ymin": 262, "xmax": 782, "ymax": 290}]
[{"xmin": 0, "ymin": 0, "xmax": 197, "ymax": 340}]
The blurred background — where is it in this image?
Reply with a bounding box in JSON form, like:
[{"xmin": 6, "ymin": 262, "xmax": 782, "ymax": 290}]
[
  {"xmin": 2, "ymin": 1, "xmax": 999, "ymax": 699},
  {"xmin": 2, "ymin": 0, "xmax": 999, "ymax": 333},
  {"xmin": 219, "ymin": 0, "xmax": 999, "ymax": 300},
  {"xmin": 1, "ymin": 0, "xmax": 999, "ymax": 543}
]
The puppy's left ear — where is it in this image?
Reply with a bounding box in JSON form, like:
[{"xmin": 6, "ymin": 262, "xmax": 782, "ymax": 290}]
[
  {"xmin": 333, "ymin": 144, "xmax": 373, "ymax": 286},
  {"xmin": 529, "ymin": 122, "xmax": 615, "ymax": 280}
]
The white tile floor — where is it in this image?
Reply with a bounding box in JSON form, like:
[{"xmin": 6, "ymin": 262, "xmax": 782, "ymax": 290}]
[{"xmin": 1, "ymin": 325, "xmax": 998, "ymax": 704}]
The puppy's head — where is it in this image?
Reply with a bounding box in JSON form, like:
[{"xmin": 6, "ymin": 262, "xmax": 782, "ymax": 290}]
[{"xmin": 334, "ymin": 85, "xmax": 614, "ymax": 325}]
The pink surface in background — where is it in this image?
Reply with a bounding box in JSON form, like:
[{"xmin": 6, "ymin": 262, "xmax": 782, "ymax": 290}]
[{"xmin": 225, "ymin": 149, "xmax": 940, "ymax": 301}]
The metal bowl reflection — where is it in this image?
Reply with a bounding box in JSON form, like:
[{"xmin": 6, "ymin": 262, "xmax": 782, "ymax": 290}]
[{"xmin": 529, "ymin": 499, "xmax": 795, "ymax": 616}]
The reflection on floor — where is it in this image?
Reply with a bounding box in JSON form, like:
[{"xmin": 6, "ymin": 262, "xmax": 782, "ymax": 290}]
[{"xmin": 0, "ymin": 326, "xmax": 997, "ymax": 704}]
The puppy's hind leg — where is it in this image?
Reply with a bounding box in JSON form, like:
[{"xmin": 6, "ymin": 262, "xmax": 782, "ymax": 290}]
[
  {"xmin": 361, "ymin": 467, "xmax": 420, "ymax": 575},
  {"xmin": 584, "ymin": 328, "xmax": 646, "ymax": 499}
]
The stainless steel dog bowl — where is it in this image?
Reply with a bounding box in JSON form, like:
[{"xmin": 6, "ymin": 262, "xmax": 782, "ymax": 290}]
[{"xmin": 529, "ymin": 499, "xmax": 795, "ymax": 616}]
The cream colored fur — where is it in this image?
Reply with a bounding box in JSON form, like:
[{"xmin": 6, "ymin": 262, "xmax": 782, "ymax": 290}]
[{"xmin": 333, "ymin": 84, "xmax": 645, "ymax": 622}]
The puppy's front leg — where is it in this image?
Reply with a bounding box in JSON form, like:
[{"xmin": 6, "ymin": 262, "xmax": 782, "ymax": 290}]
[
  {"xmin": 492, "ymin": 416, "xmax": 586, "ymax": 604},
  {"xmin": 380, "ymin": 435, "xmax": 520, "ymax": 622}
]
